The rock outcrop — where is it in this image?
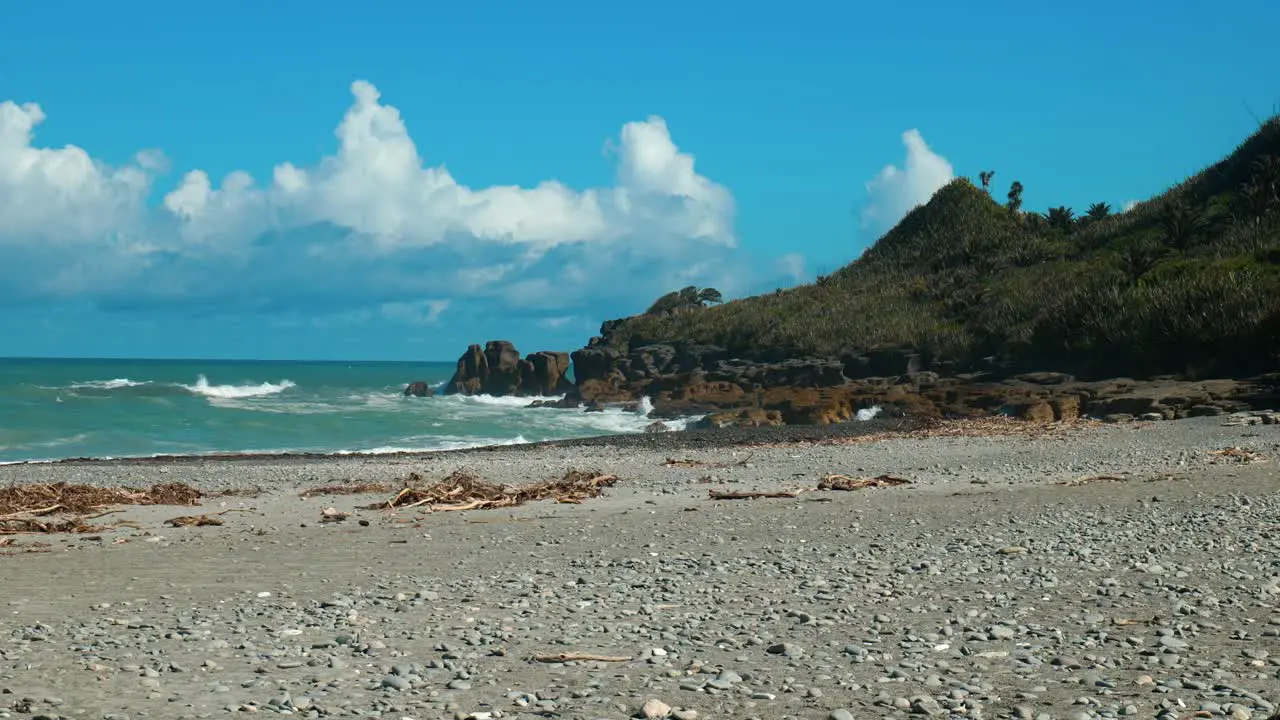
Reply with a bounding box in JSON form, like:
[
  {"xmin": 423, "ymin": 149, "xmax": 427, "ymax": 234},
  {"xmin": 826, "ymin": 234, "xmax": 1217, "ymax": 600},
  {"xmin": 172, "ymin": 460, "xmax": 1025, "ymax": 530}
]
[
  {"xmin": 442, "ymin": 320, "xmax": 1280, "ymax": 426},
  {"xmin": 403, "ymin": 381, "xmax": 434, "ymax": 397},
  {"xmin": 442, "ymin": 341, "xmax": 573, "ymax": 397}
]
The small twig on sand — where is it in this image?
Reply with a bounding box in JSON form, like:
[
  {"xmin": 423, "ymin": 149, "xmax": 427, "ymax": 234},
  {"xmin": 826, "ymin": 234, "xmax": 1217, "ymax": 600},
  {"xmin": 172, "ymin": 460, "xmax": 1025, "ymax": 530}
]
[
  {"xmin": 817, "ymin": 474, "xmax": 912, "ymax": 491},
  {"xmin": 1057, "ymin": 474, "xmax": 1128, "ymax": 487},
  {"xmin": 533, "ymin": 652, "xmax": 632, "ymax": 664},
  {"xmin": 708, "ymin": 489, "xmax": 800, "ymax": 500}
]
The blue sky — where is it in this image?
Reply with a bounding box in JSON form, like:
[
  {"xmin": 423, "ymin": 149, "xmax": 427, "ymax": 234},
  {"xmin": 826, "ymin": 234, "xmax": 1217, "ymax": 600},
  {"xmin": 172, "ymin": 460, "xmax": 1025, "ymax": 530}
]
[{"xmin": 1, "ymin": 0, "xmax": 1276, "ymax": 361}]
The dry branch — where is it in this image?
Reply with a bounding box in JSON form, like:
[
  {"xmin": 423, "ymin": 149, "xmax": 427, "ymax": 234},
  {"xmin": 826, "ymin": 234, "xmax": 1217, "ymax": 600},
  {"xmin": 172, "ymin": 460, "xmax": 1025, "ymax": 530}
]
[
  {"xmin": 163, "ymin": 508, "xmax": 253, "ymax": 528},
  {"xmin": 1207, "ymin": 447, "xmax": 1266, "ymax": 464},
  {"xmin": 663, "ymin": 457, "xmax": 750, "ymax": 469},
  {"xmin": 817, "ymin": 474, "xmax": 912, "ymax": 491},
  {"xmin": 298, "ymin": 482, "xmax": 395, "ymax": 499},
  {"xmin": 533, "ymin": 652, "xmax": 632, "ymax": 664},
  {"xmin": 707, "ymin": 489, "xmax": 799, "ymax": 500},
  {"xmin": 1057, "ymin": 473, "xmax": 1128, "ymax": 487},
  {"xmin": 364, "ymin": 469, "xmax": 619, "ymax": 513}
]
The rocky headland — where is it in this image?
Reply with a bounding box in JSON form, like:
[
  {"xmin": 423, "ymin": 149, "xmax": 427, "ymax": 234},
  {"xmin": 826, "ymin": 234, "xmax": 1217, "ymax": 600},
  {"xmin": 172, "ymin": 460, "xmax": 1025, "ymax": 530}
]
[
  {"xmin": 420, "ymin": 116, "xmax": 1280, "ymax": 431},
  {"xmin": 425, "ymin": 331, "xmax": 1280, "ymax": 431}
]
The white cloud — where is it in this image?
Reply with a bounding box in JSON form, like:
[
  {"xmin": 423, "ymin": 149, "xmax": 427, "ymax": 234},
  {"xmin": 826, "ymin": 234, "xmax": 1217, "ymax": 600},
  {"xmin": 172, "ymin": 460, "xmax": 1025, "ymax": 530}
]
[
  {"xmin": 861, "ymin": 129, "xmax": 954, "ymax": 237},
  {"xmin": 537, "ymin": 315, "xmax": 575, "ymax": 330},
  {"xmin": 774, "ymin": 253, "xmax": 805, "ymax": 284},
  {"xmin": 380, "ymin": 299, "xmax": 450, "ymax": 325},
  {"xmin": 156, "ymin": 81, "xmax": 734, "ymax": 252},
  {"xmin": 1122, "ymin": 199, "xmax": 1138, "ymax": 212},
  {"xmin": 0, "ymin": 99, "xmax": 156, "ymax": 245},
  {"xmin": 0, "ymin": 80, "xmax": 741, "ymax": 321}
]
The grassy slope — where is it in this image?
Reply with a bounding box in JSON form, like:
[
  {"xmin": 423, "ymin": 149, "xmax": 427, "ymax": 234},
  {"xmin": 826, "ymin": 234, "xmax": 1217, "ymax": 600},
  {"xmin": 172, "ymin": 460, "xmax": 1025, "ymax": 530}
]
[{"xmin": 606, "ymin": 117, "xmax": 1280, "ymax": 380}]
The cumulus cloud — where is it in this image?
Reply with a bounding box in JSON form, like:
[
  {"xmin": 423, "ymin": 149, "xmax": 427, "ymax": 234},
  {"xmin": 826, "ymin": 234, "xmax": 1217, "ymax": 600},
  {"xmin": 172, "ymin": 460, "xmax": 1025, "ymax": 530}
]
[
  {"xmin": 380, "ymin": 299, "xmax": 450, "ymax": 325},
  {"xmin": 0, "ymin": 99, "xmax": 156, "ymax": 245},
  {"xmin": 1122, "ymin": 199, "xmax": 1139, "ymax": 212},
  {"xmin": 861, "ymin": 129, "xmax": 954, "ymax": 237},
  {"xmin": 0, "ymin": 81, "xmax": 739, "ymax": 325},
  {"xmin": 774, "ymin": 253, "xmax": 806, "ymax": 284}
]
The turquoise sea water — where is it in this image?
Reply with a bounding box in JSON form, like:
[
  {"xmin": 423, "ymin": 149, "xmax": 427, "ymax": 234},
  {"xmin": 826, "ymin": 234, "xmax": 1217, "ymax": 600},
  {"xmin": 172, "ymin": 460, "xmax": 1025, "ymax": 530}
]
[{"xmin": 0, "ymin": 358, "xmax": 680, "ymax": 463}]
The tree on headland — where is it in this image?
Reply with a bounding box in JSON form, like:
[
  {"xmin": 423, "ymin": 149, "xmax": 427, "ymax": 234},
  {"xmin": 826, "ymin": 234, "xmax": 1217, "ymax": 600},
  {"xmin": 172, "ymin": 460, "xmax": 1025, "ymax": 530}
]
[
  {"xmin": 1006, "ymin": 181, "xmax": 1024, "ymax": 213},
  {"xmin": 1086, "ymin": 202, "xmax": 1112, "ymax": 221},
  {"xmin": 1046, "ymin": 206, "xmax": 1075, "ymax": 232},
  {"xmin": 1162, "ymin": 201, "xmax": 1206, "ymax": 249},
  {"xmin": 646, "ymin": 286, "xmax": 724, "ymax": 315},
  {"xmin": 978, "ymin": 170, "xmax": 996, "ymax": 194}
]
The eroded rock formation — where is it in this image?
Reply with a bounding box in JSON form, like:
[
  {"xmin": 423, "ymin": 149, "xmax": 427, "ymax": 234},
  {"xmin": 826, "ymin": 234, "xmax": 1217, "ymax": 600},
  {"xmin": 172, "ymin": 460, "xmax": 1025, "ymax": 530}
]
[{"xmin": 442, "ymin": 341, "xmax": 573, "ymax": 397}]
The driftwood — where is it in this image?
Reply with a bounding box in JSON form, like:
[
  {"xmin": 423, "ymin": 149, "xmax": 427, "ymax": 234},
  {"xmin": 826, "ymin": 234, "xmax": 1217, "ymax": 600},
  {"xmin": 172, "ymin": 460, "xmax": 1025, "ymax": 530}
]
[
  {"xmin": 319, "ymin": 507, "xmax": 350, "ymax": 523},
  {"xmin": 298, "ymin": 482, "xmax": 395, "ymax": 498},
  {"xmin": 817, "ymin": 474, "xmax": 912, "ymax": 491},
  {"xmin": 1057, "ymin": 473, "xmax": 1129, "ymax": 487},
  {"xmin": 163, "ymin": 508, "xmax": 254, "ymax": 528},
  {"xmin": 1207, "ymin": 447, "xmax": 1266, "ymax": 464},
  {"xmin": 708, "ymin": 489, "xmax": 799, "ymax": 500},
  {"xmin": 0, "ymin": 482, "xmax": 202, "ymax": 535},
  {"xmin": 533, "ymin": 652, "xmax": 632, "ymax": 663},
  {"xmin": 365, "ymin": 469, "xmax": 619, "ymax": 513},
  {"xmin": 0, "ymin": 482, "xmax": 201, "ymax": 517},
  {"xmin": 663, "ymin": 457, "xmax": 751, "ymax": 469}
]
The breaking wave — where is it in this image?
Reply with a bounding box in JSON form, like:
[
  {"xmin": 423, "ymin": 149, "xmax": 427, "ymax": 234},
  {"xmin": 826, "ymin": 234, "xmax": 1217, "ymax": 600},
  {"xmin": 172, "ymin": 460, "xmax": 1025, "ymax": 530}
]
[{"xmin": 181, "ymin": 375, "xmax": 296, "ymax": 399}]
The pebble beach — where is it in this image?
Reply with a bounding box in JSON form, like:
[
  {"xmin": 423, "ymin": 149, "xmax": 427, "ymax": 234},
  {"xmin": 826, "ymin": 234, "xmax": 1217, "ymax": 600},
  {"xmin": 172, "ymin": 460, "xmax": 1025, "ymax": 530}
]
[{"xmin": 1, "ymin": 415, "xmax": 1278, "ymax": 720}]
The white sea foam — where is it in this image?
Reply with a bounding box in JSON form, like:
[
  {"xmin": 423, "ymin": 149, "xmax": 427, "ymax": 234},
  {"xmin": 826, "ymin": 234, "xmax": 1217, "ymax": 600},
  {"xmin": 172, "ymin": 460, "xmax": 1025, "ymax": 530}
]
[
  {"xmin": 441, "ymin": 393, "xmax": 560, "ymax": 408},
  {"xmin": 182, "ymin": 375, "xmax": 296, "ymax": 399},
  {"xmin": 70, "ymin": 378, "xmax": 148, "ymax": 390},
  {"xmin": 340, "ymin": 435, "xmax": 532, "ymax": 455}
]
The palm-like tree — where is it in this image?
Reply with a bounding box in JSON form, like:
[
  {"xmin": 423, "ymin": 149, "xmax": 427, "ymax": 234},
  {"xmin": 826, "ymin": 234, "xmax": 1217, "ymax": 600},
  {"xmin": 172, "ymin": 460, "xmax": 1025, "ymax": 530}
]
[
  {"xmin": 1046, "ymin": 206, "xmax": 1075, "ymax": 232},
  {"xmin": 1162, "ymin": 200, "xmax": 1206, "ymax": 249},
  {"xmin": 979, "ymin": 170, "xmax": 995, "ymax": 194},
  {"xmin": 1007, "ymin": 181, "xmax": 1024, "ymax": 213},
  {"xmin": 1120, "ymin": 238, "xmax": 1162, "ymax": 281},
  {"xmin": 1085, "ymin": 202, "xmax": 1112, "ymax": 221}
]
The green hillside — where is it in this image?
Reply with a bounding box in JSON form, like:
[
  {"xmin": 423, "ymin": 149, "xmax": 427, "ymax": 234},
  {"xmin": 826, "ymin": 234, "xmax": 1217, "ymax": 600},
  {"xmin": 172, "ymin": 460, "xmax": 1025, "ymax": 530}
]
[{"xmin": 604, "ymin": 117, "xmax": 1280, "ymax": 380}]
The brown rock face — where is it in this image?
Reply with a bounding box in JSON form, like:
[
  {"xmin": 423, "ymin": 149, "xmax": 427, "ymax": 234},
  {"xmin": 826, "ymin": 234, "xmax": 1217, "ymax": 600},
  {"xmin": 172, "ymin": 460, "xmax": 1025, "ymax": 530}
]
[
  {"xmin": 481, "ymin": 341, "xmax": 523, "ymax": 395},
  {"xmin": 521, "ymin": 351, "xmax": 573, "ymax": 396},
  {"xmin": 444, "ymin": 344, "xmax": 488, "ymax": 395},
  {"xmin": 443, "ymin": 341, "xmax": 573, "ymax": 396},
  {"xmin": 695, "ymin": 407, "xmax": 784, "ymax": 429}
]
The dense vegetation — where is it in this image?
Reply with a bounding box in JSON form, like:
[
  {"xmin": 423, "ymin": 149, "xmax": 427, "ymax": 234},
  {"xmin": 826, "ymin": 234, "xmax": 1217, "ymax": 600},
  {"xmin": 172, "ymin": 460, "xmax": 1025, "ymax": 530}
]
[{"xmin": 606, "ymin": 117, "xmax": 1280, "ymax": 380}]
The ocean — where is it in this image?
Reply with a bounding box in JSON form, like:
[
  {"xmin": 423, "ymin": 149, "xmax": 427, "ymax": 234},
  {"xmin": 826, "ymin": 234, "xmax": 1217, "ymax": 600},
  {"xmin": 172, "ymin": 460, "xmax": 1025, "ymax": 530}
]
[{"xmin": 0, "ymin": 358, "xmax": 691, "ymax": 464}]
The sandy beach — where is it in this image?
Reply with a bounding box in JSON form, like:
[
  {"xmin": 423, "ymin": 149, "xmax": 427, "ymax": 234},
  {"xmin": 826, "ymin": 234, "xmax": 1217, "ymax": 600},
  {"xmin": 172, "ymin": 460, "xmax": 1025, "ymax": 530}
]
[{"xmin": 1, "ymin": 415, "xmax": 1277, "ymax": 720}]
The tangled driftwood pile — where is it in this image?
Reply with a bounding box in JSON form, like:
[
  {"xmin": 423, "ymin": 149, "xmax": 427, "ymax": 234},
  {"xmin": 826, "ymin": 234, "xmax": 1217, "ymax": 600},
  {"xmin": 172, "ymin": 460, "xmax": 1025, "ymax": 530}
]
[
  {"xmin": 0, "ymin": 482, "xmax": 202, "ymax": 534},
  {"xmin": 365, "ymin": 469, "xmax": 619, "ymax": 512}
]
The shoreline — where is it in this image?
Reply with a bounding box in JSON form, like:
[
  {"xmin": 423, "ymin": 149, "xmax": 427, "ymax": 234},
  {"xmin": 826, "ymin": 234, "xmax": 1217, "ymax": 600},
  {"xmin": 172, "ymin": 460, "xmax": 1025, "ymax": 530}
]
[{"xmin": 0, "ymin": 415, "xmax": 923, "ymax": 469}]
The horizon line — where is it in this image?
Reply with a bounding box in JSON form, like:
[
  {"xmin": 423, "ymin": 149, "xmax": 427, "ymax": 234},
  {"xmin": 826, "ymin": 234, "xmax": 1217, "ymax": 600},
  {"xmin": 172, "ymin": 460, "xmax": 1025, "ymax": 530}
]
[{"xmin": 0, "ymin": 355, "xmax": 457, "ymax": 364}]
